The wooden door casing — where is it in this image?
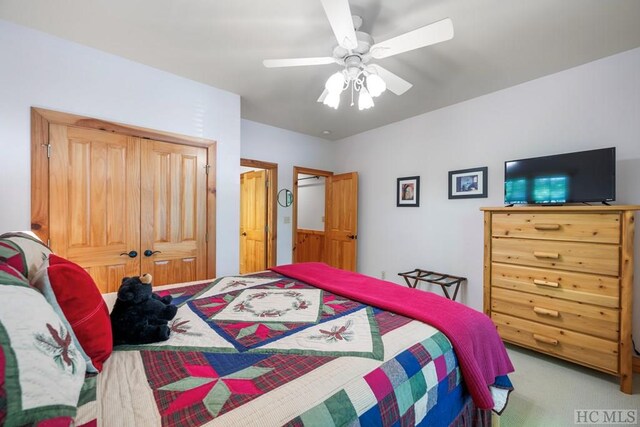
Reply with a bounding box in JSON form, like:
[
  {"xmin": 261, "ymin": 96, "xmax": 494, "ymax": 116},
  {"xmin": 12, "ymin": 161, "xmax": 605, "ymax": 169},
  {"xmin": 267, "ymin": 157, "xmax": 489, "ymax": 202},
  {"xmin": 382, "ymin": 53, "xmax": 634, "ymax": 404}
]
[
  {"xmin": 141, "ymin": 139, "xmax": 208, "ymax": 286},
  {"xmin": 325, "ymin": 172, "xmax": 358, "ymax": 271},
  {"xmin": 292, "ymin": 167, "xmax": 332, "ymax": 265},
  {"xmin": 240, "ymin": 158, "xmax": 278, "ymax": 269},
  {"xmin": 31, "ymin": 108, "xmax": 217, "ymax": 292},
  {"xmin": 240, "ymin": 170, "xmax": 267, "ymax": 273},
  {"xmin": 49, "ymin": 125, "xmax": 141, "ymax": 293}
]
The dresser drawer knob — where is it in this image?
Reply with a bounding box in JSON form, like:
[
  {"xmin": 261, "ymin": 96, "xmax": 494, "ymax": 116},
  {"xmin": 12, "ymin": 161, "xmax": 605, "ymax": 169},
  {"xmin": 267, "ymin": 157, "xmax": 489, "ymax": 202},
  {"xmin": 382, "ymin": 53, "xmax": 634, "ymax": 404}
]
[
  {"xmin": 533, "ymin": 251, "xmax": 560, "ymax": 259},
  {"xmin": 533, "ymin": 306, "xmax": 560, "ymax": 317},
  {"xmin": 533, "ymin": 279, "xmax": 560, "ymax": 288},
  {"xmin": 534, "ymin": 223, "xmax": 561, "ymax": 231},
  {"xmin": 533, "ymin": 334, "xmax": 559, "ymax": 346}
]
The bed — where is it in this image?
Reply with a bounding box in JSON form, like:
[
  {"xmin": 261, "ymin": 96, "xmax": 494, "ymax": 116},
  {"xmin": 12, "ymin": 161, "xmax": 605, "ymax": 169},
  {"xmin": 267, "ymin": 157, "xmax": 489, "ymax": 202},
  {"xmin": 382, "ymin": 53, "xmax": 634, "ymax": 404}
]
[
  {"xmin": 0, "ymin": 232, "xmax": 512, "ymax": 426},
  {"xmin": 72, "ymin": 263, "xmax": 513, "ymax": 427}
]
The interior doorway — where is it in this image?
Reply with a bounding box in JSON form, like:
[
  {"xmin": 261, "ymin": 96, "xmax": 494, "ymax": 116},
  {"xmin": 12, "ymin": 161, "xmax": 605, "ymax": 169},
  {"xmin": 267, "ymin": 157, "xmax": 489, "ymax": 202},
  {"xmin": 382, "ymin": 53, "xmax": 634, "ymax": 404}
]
[
  {"xmin": 239, "ymin": 159, "xmax": 277, "ymax": 273},
  {"xmin": 293, "ymin": 166, "xmax": 359, "ymax": 271},
  {"xmin": 295, "ymin": 172, "xmax": 328, "ymax": 263}
]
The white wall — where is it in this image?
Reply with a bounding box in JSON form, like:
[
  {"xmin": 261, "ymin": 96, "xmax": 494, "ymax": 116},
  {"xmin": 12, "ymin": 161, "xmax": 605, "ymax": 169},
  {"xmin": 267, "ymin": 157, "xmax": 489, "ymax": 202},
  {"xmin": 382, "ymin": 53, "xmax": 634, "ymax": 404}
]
[
  {"xmin": 334, "ymin": 48, "xmax": 640, "ymax": 338},
  {"xmin": 241, "ymin": 120, "xmax": 335, "ymax": 265},
  {"xmin": 298, "ymin": 175, "xmax": 326, "ymax": 231},
  {"xmin": 0, "ymin": 20, "xmax": 241, "ymax": 276}
]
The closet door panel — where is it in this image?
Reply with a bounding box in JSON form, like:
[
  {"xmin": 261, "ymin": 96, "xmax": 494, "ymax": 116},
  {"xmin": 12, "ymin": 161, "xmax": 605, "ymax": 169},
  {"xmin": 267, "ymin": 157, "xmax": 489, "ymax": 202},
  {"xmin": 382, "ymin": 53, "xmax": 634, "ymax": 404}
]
[
  {"xmin": 49, "ymin": 125, "xmax": 140, "ymax": 293},
  {"xmin": 141, "ymin": 140, "xmax": 207, "ymax": 286}
]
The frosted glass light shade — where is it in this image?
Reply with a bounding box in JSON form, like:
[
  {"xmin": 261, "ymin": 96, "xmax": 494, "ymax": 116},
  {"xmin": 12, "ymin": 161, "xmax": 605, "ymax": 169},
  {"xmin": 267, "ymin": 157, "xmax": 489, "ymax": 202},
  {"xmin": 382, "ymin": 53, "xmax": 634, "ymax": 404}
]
[
  {"xmin": 358, "ymin": 88, "xmax": 374, "ymax": 110},
  {"xmin": 323, "ymin": 91, "xmax": 341, "ymax": 109},
  {"xmin": 325, "ymin": 72, "xmax": 345, "ymax": 94},
  {"xmin": 366, "ymin": 74, "xmax": 386, "ymax": 97}
]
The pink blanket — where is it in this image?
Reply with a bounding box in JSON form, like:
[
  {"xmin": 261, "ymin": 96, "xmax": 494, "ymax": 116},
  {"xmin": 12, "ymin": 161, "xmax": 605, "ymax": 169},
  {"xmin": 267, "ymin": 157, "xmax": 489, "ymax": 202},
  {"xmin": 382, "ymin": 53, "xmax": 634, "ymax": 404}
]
[{"xmin": 271, "ymin": 263, "xmax": 514, "ymax": 410}]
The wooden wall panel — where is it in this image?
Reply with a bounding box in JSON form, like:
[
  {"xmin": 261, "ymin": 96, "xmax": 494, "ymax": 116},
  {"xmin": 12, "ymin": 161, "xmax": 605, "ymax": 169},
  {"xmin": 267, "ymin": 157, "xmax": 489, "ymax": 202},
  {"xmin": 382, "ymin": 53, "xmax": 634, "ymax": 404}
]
[{"xmin": 295, "ymin": 229, "xmax": 325, "ymax": 263}]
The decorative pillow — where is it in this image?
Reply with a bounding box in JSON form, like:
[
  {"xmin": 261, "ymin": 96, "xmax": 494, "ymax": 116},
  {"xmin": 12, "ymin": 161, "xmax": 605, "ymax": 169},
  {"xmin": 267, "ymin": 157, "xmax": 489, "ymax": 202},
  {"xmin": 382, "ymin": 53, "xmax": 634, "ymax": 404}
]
[
  {"xmin": 0, "ymin": 273, "xmax": 86, "ymax": 426},
  {"xmin": 0, "ymin": 239, "xmax": 26, "ymax": 279},
  {"xmin": 0, "ymin": 232, "xmax": 52, "ymax": 281},
  {"xmin": 32, "ymin": 255, "xmax": 113, "ymax": 373},
  {"xmin": 0, "ymin": 260, "xmax": 29, "ymax": 288}
]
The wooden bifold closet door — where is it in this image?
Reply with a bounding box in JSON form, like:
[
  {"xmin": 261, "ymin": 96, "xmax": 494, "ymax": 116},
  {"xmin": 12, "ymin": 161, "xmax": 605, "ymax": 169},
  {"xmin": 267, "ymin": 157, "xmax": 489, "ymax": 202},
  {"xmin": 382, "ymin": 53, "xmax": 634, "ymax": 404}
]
[{"xmin": 49, "ymin": 124, "xmax": 208, "ymax": 292}]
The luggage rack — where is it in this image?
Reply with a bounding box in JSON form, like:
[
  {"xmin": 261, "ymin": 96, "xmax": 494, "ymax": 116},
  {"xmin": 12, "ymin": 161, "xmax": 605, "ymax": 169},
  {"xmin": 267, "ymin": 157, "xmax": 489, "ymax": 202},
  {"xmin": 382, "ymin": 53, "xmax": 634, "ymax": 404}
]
[{"xmin": 398, "ymin": 269, "xmax": 467, "ymax": 301}]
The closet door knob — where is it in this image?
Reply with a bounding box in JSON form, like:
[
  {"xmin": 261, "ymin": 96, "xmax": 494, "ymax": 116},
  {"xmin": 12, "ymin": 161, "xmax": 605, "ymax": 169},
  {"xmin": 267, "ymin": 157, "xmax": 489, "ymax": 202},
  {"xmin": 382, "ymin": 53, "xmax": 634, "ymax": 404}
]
[
  {"xmin": 241, "ymin": 232, "xmax": 247, "ymax": 236},
  {"xmin": 120, "ymin": 250, "xmax": 138, "ymax": 258},
  {"xmin": 144, "ymin": 250, "xmax": 162, "ymax": 257}
]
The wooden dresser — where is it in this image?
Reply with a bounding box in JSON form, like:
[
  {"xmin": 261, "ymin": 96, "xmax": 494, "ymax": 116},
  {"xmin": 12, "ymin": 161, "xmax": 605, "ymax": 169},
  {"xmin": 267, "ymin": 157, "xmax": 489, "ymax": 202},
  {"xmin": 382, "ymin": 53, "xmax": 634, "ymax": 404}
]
[{"xmin": 481, "ymin": 206, "xmax": 639, "ymax": 393}]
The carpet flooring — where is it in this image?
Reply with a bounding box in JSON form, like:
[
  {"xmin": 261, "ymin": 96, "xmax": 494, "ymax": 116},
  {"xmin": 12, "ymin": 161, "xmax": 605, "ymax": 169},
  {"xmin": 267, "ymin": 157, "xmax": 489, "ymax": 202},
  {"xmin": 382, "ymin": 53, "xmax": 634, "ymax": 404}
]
[{"xmin": 500, "ymin": 344, "xmax": 640, "ymax": 426}]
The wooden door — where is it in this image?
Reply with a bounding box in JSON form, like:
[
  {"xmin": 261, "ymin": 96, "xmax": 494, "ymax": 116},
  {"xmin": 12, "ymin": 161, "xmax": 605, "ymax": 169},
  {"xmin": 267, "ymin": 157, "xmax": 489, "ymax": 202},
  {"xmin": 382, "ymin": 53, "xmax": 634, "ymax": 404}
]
[
  {"xmin": 49, "ymin": 125, "xmax": 140, "ymax": 293},
  {"xmin": 141, "ymin": 140, "xmax": 208, "ymax": 286},
  {"xmin": 325, "ymin": 172, "xmax": 358, "ymax": 271},
  {"xmin": 239, "ymin": 170, "xmax": 267, "ymax": 273}
]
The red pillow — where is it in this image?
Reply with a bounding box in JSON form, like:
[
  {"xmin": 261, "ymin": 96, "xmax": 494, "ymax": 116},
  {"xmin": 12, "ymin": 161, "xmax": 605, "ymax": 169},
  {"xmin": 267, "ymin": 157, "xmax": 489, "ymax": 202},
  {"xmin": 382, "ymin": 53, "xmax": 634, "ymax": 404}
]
[{"xmin": 33, "ymin": 255, "xmax": 113, "ymax": 372}]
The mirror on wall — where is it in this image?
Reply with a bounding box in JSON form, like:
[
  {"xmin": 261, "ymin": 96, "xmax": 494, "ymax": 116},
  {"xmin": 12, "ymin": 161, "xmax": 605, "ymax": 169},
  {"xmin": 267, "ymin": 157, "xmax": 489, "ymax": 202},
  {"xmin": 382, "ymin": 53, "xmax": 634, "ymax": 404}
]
[{"xmin": 277, "ymin": 189, "xmax": 293, "ymax": 207}]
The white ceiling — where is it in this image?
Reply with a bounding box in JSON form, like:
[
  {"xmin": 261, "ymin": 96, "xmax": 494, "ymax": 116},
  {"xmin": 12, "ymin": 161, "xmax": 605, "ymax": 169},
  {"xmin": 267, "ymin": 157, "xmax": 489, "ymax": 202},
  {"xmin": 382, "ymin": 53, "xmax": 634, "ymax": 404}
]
[{"xmin": 2, "ymin": 1, "xmax": 640, "ymax": 141}]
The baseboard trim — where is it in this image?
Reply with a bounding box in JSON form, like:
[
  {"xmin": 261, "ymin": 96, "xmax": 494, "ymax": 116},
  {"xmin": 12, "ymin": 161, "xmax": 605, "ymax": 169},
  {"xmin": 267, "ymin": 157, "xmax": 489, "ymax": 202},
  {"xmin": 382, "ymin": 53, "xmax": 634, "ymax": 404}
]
[{"xmin": 634, "ymin": 356, "xmax": 640, "ymax": 374}]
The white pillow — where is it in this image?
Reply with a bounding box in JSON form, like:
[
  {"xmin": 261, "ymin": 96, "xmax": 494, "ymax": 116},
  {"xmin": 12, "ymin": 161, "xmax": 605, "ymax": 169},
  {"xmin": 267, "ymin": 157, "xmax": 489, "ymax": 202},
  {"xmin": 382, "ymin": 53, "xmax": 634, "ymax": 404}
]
[{"xmin": 0, "ymin": 278, "xmax": 86, "ymax": 425}]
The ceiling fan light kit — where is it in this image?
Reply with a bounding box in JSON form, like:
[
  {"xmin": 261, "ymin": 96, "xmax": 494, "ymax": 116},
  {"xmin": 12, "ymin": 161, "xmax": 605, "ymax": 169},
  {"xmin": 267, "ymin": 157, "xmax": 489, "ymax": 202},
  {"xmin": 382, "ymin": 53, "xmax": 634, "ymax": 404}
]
[
  {"xmin": 366, "ymin": 73, "xmax": 386, "ymax": 97},
  {"xmin": 323, "ymin": 66, "xmax": 385, "ymax": 110},
  {"xmin": 263, "ymin": 0, "xmax": 454, "ymax": 111},
  {"xmin": 325, "ymin": 71, "xmax": 346, "ymax": 94},
  {"xmin": 358, "ymin": 87, "xmax": 374, "ymax": 111},
  {"xmin": 323, "ymin": 91, "xmax": 341, "ymax": 109}
]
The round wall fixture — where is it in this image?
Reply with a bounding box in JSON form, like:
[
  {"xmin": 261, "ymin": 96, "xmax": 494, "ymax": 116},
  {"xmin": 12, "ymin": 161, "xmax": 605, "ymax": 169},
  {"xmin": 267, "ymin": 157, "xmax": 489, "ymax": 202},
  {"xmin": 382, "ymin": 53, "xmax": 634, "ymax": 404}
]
[{"xmin": 277, "ymin": 189, "xmax": 293, "ymax": 207}]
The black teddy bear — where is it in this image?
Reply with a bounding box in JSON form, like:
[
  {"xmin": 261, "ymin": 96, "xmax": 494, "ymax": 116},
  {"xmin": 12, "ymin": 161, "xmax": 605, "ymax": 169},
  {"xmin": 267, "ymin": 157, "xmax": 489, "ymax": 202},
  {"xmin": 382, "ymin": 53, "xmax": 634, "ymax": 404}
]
[{"xmin": 110, "ymin": 274, "xmax": 178, "ymax": 345}]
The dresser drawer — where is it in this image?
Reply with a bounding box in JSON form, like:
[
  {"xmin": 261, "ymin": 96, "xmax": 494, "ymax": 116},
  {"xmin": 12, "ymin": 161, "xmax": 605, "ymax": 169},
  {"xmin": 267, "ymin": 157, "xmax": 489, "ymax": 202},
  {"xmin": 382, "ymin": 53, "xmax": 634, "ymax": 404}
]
[
  {"xmin": 492, "ymin": 312, "xmax": 618, "ymax": 374},
  {"xmin": 491, "ymin": 287, "xmax": 619, "ymax": 340},
  {"xmin": 491, "ymin": 263, "xmax": 619, "ymax": 308},
  {"xmin": 492, "ymin": 238, "xmax": 619, "ymax": 276},
  {"xmin": 492, "ymin": 212, "xmax": 620, "ymax": 244}
]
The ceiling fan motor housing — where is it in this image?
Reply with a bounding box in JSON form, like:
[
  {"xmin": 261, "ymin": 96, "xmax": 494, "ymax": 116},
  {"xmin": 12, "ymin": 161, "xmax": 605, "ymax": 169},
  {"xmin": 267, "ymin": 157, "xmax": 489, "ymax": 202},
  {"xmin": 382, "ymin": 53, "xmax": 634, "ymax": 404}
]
[{"xmin": 332, "ymin": 31, "xmax": 374, "ymax": 62}]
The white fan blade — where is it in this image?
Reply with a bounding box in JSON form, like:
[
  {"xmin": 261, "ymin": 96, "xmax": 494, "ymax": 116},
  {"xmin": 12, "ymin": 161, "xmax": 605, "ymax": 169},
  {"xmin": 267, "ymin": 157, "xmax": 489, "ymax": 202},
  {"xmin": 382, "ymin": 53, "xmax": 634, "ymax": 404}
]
[
  {"xmin": 263, "ymin": 57, "xmax": 336, "ymax": 68},
  {"xmin": 370, "ymin": 18, "xmax": 454, "ymax": 59},
  {"xmin": 320, "ymin": 0, "xmax": 358, "ymax": 50},
  {"xmin": 317, "ymin": 89, "xmax": 329, "ymax": 102},
  {"xmin": 368, "ymin": 64, "xmax": 413, "ymax": 95}
]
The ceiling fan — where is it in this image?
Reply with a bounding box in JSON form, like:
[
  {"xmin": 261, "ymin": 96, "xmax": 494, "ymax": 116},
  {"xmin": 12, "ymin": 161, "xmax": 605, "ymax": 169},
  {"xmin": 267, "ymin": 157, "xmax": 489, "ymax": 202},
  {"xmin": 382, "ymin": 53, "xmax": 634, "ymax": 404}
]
[{"xmin": 263, "ymin": 0, "xmax": 454, "ymax": 110}]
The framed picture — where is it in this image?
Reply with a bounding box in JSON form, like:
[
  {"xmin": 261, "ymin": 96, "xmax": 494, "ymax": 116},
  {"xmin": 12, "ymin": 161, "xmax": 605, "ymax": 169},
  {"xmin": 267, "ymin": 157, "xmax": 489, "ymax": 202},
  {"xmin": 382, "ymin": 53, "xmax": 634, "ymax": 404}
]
[
  {"xmin": 448, "ymin": 167, "xmax": 488, "ymax": 199},
  {"xmin": 397, "ymin": 176, "xmax": 420, "ymax": 207}
]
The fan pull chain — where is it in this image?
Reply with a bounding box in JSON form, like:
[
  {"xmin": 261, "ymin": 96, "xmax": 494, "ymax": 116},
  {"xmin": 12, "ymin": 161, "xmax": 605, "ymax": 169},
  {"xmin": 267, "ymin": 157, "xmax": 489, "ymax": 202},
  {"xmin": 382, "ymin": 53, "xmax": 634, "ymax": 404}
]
[{"xmin": 350, "ymin": 82, "xmax": 355, "ymax": 106}]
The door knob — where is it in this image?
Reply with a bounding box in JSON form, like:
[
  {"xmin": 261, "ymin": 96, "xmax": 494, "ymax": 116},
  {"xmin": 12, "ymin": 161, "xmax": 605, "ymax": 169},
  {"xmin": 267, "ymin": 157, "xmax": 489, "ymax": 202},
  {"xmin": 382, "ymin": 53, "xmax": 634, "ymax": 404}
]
[
  {"xmin": 120, "ymin": 250, "xmax": 138, "ymax": 258},
  {"xmin": 144, "ymin": 250, "xmax": 162, "ymax": 257},
  {"xmin": 241, "ymin": 232, "xmax": 247, "ymax": 236},
  {"xmin": 347, "ymin": 234, "xmax": 358, "ymax": 240}
]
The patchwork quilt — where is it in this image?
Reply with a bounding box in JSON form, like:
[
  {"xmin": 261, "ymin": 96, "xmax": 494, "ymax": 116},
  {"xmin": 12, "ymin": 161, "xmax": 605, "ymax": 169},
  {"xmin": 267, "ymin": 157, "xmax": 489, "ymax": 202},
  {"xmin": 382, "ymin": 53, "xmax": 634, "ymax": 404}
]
[{"xmin": 76, "ymin": 271, "xmax": 499, "ymax": 426}]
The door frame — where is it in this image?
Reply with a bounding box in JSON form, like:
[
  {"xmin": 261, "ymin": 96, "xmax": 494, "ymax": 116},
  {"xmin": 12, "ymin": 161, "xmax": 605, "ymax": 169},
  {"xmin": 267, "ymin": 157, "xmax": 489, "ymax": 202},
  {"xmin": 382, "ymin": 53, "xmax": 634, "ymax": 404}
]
[
  {"xmin": 240, "ymin": 158, "xmax": 278, "ymax": 268},
  {"xmin": 30, "ymin": 107, "xmax": 218, "ymax": 278},
  {"xmin": 292, "ymin": 166, "xmax": 333, "ymax": 263}
]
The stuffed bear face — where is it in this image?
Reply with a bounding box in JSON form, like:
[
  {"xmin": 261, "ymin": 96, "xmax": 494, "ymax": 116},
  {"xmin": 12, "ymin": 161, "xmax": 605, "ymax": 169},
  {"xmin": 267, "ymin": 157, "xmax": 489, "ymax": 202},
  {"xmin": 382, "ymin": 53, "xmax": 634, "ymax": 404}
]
[{"xmin": 117, "ymin": 275, "xmax": 153, "ymax": 304}]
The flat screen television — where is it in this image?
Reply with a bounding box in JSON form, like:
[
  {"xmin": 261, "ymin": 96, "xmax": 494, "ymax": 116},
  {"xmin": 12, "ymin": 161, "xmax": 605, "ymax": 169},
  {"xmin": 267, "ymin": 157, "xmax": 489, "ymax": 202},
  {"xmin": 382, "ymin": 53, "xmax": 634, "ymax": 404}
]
[{"xmin": 504, "ymin": 147, "xmax": 616, "ymax": 205}]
